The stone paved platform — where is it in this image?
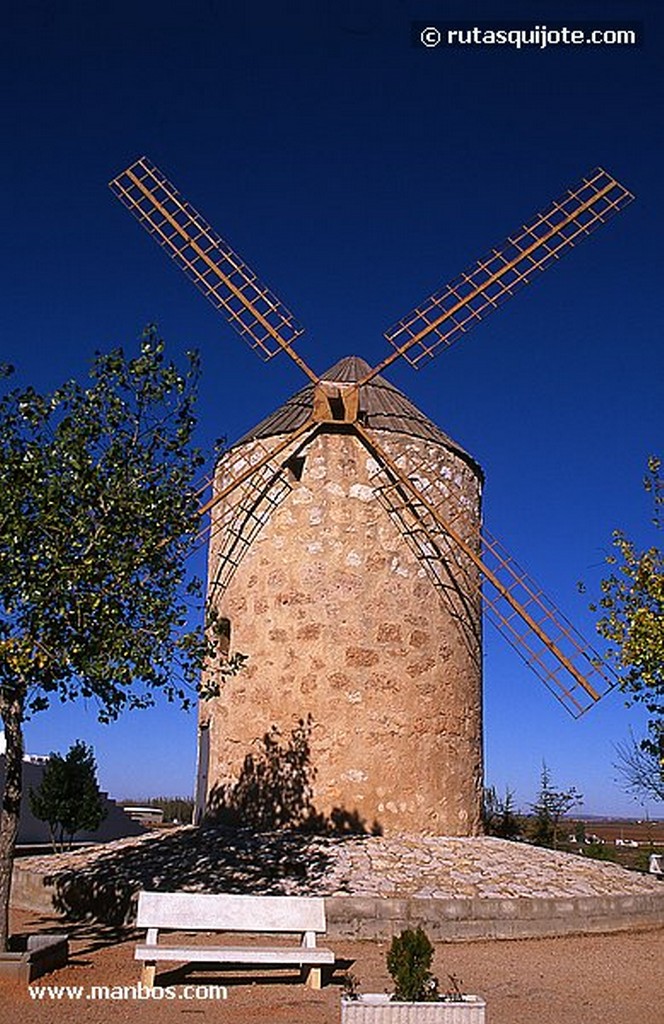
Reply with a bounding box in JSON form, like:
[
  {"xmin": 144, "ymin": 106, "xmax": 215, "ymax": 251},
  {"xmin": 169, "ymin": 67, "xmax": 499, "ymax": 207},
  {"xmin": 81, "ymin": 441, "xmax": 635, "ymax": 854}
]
[{"xmin": 12, "ymin": 827, "xmax": 663, "ymax": 938}]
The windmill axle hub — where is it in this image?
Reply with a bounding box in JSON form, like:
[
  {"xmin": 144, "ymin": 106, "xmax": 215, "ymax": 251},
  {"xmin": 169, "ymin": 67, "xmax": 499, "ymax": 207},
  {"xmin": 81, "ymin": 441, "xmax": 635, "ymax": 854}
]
[{"xmin": 312, "ymin": 381, "xmax": 360, "ymax": 424}]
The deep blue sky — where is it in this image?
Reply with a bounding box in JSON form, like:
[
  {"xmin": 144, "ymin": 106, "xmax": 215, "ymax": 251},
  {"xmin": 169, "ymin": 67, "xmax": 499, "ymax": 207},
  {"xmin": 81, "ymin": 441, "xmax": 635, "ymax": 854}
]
[{"xmin": 1, "ymin": 1, "xmax": 662, "ymax": 816}]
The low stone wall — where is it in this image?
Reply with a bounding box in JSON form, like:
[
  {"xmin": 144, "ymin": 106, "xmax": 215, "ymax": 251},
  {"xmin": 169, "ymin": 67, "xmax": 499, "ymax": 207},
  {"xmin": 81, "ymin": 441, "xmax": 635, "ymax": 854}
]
[
  {"xmin": 0, "ymin": 934, "xmax": 69, "ymax": 984},
  {"xmin": 325, "ymin": 891, "xmax": 664, "ymax": 941},
  {"xmin": 13, "ymin": 857, "xmax": 664, "ymax": 942},
  {"xmin": 12, "ymin": 864, "xmax": 59, "ymax": 916}
]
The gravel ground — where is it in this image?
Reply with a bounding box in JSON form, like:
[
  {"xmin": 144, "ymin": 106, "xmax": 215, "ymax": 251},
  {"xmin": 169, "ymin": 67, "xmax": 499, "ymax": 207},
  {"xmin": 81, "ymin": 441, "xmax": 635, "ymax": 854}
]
[{"xmin": 2, "ymin": 907, "xmax": 662, "ymax": 1024}]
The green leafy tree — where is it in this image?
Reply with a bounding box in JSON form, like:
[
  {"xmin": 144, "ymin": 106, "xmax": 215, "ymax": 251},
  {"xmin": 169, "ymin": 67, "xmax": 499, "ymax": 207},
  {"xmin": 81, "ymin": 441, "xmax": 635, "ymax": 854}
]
[
  {"xmin": 0, "ymin": 330, "xmax": 240, "ymax": 949},
  {"xmin": 529, "ymin": 761, "xmax": 582, "ymax": 850},
  {"xmin": 586, "ymin": 456, "xmax": 663, "ymax": 762},
  {"xmin": 29, "ymin": 741, "xmax": 106, "ymax": 851}
]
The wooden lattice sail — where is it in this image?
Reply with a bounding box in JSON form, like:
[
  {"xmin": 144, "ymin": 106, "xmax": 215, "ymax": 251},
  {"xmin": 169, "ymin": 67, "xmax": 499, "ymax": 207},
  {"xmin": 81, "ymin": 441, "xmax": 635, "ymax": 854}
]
[
  {"xmin": 359, "ymin": 167, "xmax": 633, "ymax": 383},
  {"xmin": 109, "ymin": 156, "xmax": 316, "ymax": 381},
  {"xmin": 357, "ymin": 421, "xmax": 616, "ymax": 717}
]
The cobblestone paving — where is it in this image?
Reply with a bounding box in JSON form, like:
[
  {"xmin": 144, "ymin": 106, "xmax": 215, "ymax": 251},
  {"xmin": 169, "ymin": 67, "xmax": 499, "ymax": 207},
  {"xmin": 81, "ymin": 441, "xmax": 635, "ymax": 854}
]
[{"xmin": 16, "ymin": 827, "xmax": 661, "ymax": 901}]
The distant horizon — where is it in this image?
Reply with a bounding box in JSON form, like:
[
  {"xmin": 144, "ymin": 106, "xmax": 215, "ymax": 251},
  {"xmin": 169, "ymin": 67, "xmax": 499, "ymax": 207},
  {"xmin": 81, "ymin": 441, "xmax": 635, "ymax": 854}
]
[{"xmin": 4, "ymin": 733, "xmax": 660, "ymax": 824}]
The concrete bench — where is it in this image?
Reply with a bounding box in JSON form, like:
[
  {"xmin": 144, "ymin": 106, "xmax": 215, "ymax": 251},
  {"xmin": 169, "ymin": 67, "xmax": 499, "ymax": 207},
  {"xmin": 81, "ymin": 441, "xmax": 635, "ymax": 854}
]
[{"xmin": 134, "ymin": 890, "xmax": 335, "ymax": 989}]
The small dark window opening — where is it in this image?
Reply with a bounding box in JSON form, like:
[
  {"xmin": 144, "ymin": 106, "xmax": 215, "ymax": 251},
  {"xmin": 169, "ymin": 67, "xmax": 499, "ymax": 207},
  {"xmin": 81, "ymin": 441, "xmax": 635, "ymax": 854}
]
[
  {"xmin": 328, "ymin": 394, "xmax": 347, "ymax": 420},
  {"xmin": 286, "ymin": 454, "xmax": 306, "ymax": 481},
  {"xmin": 218, "ymin": 616, "xmax": 231, "ymax": 659}
]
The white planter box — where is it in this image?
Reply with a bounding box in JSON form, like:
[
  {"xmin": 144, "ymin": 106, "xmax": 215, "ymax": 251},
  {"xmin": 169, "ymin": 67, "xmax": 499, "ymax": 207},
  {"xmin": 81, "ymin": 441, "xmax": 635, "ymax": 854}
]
[{"xmin": 341, "ymin": 994, "xmax": 486, "ymax": 1024}]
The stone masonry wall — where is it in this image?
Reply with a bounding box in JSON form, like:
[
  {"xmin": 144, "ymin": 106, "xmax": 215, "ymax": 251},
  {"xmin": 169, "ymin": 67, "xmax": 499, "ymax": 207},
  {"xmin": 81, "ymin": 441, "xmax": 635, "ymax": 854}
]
[{"xmin": 200, "ymin": 426, "xmax": 483, "ymax": 836}]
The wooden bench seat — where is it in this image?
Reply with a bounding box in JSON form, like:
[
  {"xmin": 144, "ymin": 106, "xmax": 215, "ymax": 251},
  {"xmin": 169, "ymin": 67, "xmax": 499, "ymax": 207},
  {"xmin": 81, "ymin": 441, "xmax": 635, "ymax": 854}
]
[{"xmin": 134, "ymin": 891, "xmax": 335, "ymax": 990}]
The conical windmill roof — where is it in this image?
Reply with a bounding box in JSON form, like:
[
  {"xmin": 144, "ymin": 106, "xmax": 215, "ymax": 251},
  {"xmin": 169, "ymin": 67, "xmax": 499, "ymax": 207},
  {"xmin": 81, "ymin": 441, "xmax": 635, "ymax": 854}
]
[{"xmin": 235, "ymin": 355, "xmax": 482, "ymax": 476}]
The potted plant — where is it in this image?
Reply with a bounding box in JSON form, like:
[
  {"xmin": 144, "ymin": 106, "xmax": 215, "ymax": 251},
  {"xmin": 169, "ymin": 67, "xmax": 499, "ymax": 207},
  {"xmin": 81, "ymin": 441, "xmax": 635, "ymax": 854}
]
[{"xmin": 341, "ymin": 927, "xmax": 485, "ymax": 1023}]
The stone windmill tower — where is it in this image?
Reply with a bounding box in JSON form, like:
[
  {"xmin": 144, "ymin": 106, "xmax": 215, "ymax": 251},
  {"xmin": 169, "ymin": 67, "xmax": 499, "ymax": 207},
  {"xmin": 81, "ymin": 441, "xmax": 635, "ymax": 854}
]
[
  {"xmin": 202, "ymin": 356, "xmax": 484, "ymax": 836},
  {"xmin": 110, "ymin": 159, "xmax": 632, "ymax": 836}
]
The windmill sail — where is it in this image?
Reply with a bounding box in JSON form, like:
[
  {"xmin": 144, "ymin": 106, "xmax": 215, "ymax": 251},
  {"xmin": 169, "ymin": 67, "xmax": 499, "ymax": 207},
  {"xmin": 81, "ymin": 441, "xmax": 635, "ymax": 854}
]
[
  {"xmin": 110, "ymin": 157, "xmax": 317, "ymax": 381},
  {"xmin": 360, "ymin": 168, "xmax": 633, "ymax": 383},
  {"xmin": 478, "ymin": 529, "xmax": 616, "ymax": 715},
  {"xmin": 357, "ymin": 424, "xmax": 616, "ymax": 716}
]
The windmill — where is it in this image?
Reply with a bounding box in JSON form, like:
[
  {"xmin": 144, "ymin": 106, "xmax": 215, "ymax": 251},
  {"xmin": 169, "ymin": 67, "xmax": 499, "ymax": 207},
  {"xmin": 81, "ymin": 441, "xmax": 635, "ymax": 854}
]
[{"xmin": 110, "ymin": 158, "xmax": 633, "ymax": 836}]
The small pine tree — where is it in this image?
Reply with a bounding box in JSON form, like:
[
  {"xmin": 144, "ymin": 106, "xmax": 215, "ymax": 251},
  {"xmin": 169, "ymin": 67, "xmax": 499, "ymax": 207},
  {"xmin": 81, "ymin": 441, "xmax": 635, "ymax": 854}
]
[
  {"xmin": 529, "ymin": 761, "xmax": 582, "ymax": 850},
  {"xmin": 29, "ymin": 741, "xmax": 106, "ymax": 851},
  {"xmin": 483, "ymin": 785, "xmax": 522, "ymax": 840},
  {"xmin": 387, "ymin": 927, "xmax": 439, "ymax": 1002}
]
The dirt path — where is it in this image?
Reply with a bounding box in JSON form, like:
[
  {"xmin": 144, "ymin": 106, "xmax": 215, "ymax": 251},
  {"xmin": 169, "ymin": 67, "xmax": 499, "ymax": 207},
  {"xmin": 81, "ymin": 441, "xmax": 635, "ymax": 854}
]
[{"xmin": 2, "ymin": 909, "xmax": 662, "ymax": 1023}]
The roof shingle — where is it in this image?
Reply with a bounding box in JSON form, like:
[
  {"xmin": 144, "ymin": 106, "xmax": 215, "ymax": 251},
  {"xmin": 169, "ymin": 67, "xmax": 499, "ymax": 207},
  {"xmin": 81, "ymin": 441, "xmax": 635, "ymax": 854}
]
[{"xmin": 234, "ymin": 356, "xmax": 482, "ymax": 476}]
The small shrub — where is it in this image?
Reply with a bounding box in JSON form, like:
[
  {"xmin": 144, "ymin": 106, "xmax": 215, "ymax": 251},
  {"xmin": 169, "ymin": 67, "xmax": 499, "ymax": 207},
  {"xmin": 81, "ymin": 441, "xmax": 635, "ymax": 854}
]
[
  {"xmin": 583, "ymin": 842, "xmax": 619, "ymax": 863},
  {"xmin": 342, "ymin": 971, "xmax": 361, "ymax": 1000},
  {"xmin": 386, "ymin": 927, "xmax": 439, "ymax": 1002},
  {"xmin": 443, "ymin": 974, "xmax": 464, "ymax": 1000},
  {"xmin": 636, "ymin": 846, "xmax": 664, "ymax": 873}
]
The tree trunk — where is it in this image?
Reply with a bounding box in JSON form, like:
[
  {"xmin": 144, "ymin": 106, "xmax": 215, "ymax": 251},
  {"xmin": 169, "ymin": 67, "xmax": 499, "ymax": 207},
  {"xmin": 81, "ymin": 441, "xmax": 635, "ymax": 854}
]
[{"xmin": 0, "ymin": 695, "xmax": 24, "ymax": 951}]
